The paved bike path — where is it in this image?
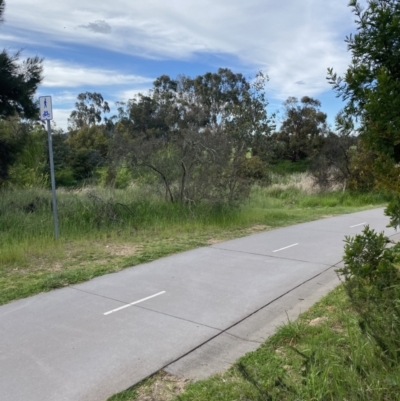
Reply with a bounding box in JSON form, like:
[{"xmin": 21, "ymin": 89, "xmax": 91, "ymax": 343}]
[{"xmin": 0, "ymin": 208, "xmax": 395, "ymax": 401}]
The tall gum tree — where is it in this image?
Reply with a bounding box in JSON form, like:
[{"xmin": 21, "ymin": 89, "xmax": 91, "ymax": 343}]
[
  {"xmin": 112, "ymin": 69, "xmax": 274, "ymax": 204},
  {"xmin": 328, "ymin": 0, "xmax": 400, "ymax": 161},
  {"xmin": 277, "ymin": 96, "xmax": 328, "ymax": 162}
]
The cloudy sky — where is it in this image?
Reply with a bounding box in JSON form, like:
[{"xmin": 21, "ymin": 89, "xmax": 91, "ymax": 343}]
[{"xmin": 1, "ymin": 0, "xmax": 358, "ymax": 130}]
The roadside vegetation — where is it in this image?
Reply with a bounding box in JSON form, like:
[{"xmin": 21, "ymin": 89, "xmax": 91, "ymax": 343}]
[{"xmin": 0, "ymin": 176, "xmax": 389, "ymax": 305}]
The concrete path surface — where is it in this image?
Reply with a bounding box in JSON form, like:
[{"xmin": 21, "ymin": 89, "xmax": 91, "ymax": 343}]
[{"xmin": 0, "ymin": 208, "xmax": 396, "ymax": 401}]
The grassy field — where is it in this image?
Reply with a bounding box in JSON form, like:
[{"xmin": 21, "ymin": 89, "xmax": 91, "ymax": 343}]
[
  {"xmin": 107, "ymin": 286, "xmax": 400, "ymax": 401},
  {"xmin": 0, "ymin": 174, "xmax": 390, "ymax": 305}
]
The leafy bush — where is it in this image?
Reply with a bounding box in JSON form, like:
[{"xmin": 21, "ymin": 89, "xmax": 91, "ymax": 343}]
[
  {"xmin": 339, "ymin": 225, "xmax": 400, "ymax": 363},
  {"xmin": 5, "ymin": 127, "xmax": 49, "ymax": 188},
  {"xmin": 309, "ymin": 139, "xmax": 378, "ymax": 192},
  {"xmin": 55, "ymin": 168, "xmax": 76, "ymax": 187},
  {"xmin": 98, "ymin": 165, "xmax": 132, "ymax": 189},
  {"xmin": 347, "ymin": 146, "xmax": 378, "ymax": 191},
  {"xmin": 8, "ymin": 164, "xmax": 49, "ymax": 188},
  {"xmin": 237, "ymin": 156, "xmax": 269, "ymax": 181}
]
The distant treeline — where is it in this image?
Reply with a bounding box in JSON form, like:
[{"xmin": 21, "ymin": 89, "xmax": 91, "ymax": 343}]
[{"xmin": 1, "ymin": 68, "xmax": 375, "ymax": 204}]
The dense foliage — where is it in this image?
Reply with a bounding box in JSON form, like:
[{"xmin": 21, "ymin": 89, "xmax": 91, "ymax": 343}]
[
  {"xmin": 329, "ymin": 0, "xmax": 400, "ymax": 376},
  {"xmin": 329, "ymin": 0, "xmax": 400, "ymax": 161},
  {"xmin": 0, "ymin": 0, "xmax": 43, "ymax": 119},
  {"xmin": 275, "ymin": 96, "xmax": 328, "ymax": 162},
  {"xmin": 108, "ymin": 70, "xmax": 275, "ymax": 204}
]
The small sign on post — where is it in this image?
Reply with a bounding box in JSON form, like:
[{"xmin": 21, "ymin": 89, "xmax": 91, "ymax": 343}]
[
  {"xmin": 39, "ymin": 96, "xmax": 59, "ymax": 239},
  {"xmin": 39, "ymin": 96, "xmax": 53, "ymax": 120}
]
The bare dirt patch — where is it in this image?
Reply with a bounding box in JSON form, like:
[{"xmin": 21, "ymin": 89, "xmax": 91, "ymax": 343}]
[
  {"xmin": 207, "ymin": 225, "xmax": 270, "ymax": 245},
  {"xmin": 308, "ymin": 316, "xmax": 329, "ymax": 326},
  {"xmin": 105, "ymin": 244, "xmax": 143, "ymax": 257},
  {"xmin": 207, "ymin": 238, "xmax": 227, "ymax": 245},
  {"xmin": 136, "ymin": 371, "xmax": 189, "ymax": 401},
  {"xmin": 243, "ymin": 224, "xmax": 270, "ymax": 234}
]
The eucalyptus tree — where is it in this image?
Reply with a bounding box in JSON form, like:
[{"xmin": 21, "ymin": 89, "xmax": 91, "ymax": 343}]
[
  {"xmin": 66, "ymin": 93, "xmax": 111, "ymax": 180},
  {"xmin": 277, "ymin": 96, "xmax": 328, "ymax": 162},
  {"xmin": 68, "ymin": 92, "xmax": 110, "ymax": 130},
  {"xmin": 112, "ymin": 69, "xmax": 274, "ymax": 204}
]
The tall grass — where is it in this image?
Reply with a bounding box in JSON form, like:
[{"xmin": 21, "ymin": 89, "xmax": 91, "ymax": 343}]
[
  {"xmin": 0, "ymin": 183, "xmax": 389, "ymax": 251},
  {"xmin": 0, "ymin": 180, "xmax": 391, "ymax": 305},
  {"xmin": 0, "ymin": 186, "xmax": 237, "ymax": 243},
  {"xmin": 0, "ymin": 185, "xmax": 390, "ymax": 245}
]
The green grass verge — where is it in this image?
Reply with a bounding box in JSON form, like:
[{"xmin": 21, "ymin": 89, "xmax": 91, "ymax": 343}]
[
  {"xmin": 0, "ymin": 184, "xmax": 390, "ymax": 305},
  {"xmin": 109, "ymin": 286, "xmax": 400, "ymax": 401}
]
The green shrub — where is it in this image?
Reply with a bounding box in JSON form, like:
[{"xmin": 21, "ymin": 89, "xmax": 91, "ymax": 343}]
[
  {"xmin": 8, "ymin": 164, "xmax": 49, "ymax": 188},
  {"xmin": 238, "ymin": 156, "xmax": 268, "ymax": 181},
  {"xmin": 269, "ymin": 159, "xmax": 310, "ymax": 175},
  {"xmin": 98, "ymin": 166, "xmax": 132, "ymax": 189},
  {"xmin": 347, "ymin": 146, "xmax": 378, "ymax": 192},
  {"xmin": 114, "ymin": 166, "xmax": 132, "ymax": 189},
  {"xmin": 339, "ymin": 225, "xmax": 400, "ymax": 363},
  {"xmin": 55, "ymin": 168, "xmax": 76, "ymax": 187}
]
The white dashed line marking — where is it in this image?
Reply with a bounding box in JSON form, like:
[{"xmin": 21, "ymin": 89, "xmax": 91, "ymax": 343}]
[
  {"xmin": 273, "ymin": 243, "xmax": 299, "ymax": 253},
  {"xmin": 350, "ymin": 222, "xmax": 367, "ymax": 228},
  {"xmin": 104, "ymin": 291, "xmax": 166, "ymax": 316}
]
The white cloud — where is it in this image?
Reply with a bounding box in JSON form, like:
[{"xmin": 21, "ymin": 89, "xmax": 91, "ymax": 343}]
[
  {"xmin": 41, "ymin": 59, "xmax": 153, "ymax": 88},
  {"xmin": 51, "ymin": 108, "xmax": 72, "ymax": 131},
  {"xmin": 35, "ymin": 61, "xmax": 154, "ymax": 130},
  {"xmin": 0, "ymin": 32, "xmax": 60, "ymax": 52},
  {"xmin": 35, "ymin": 91, "xmax": 77, "ymax": 106},
  {"xmin": 34, "ymin": 60, "xmax": 154, "ymax": 130},
  {"xmin": 3, "ymin": 0, "xmax": 356, "ymax": 102},
  {"xmin": 0, "ymin": 32, "xmax": 27, "ymax": 43},
  {"xmin": 118, "ymin": 88, "xmax": 152, "ymax": 101},
  {"xmin": 50, "ymin": 92, "xmax": 77, "ymax": 105}
]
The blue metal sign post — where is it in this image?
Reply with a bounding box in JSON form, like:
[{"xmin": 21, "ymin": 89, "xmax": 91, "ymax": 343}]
[{"xmin": 39, "ymin": 96, "xmax": 59, "ymax": 239}]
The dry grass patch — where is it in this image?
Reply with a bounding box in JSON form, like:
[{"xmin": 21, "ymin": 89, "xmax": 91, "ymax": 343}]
[
  {"xmin": 105, "ymin": 244, "xmax": 144, "ymax": 257},
  {"xmin": 308, "ymin": 316, "xmax": 329, "ymax": 326},
  {"xmin": 207, "ymin": 225, "xmax": 270, "ymax": 245},
  {"xmin": 48, "ymin": 262, "xmax": 63, "ymax": 272},
  {"xmin": 269, "ymin": 173, "xmax": 317, "ymax": 193},
  {"xmin": 269, "ymin": 172, "xmax": 347, "ymax": 194},
  {"xmin": 242, "ymin": 224, "xmax": 270, "ymax": 234},
  {"xmin": 136, "ymin": 372, "xmax": 188, "ymax": 401},
  {"xmin": 207, "ymin": 238, "xmax": 225, "ymax": 245},
  {"xmin": 107, "ymin": 371, "xmax": 189, "ymax": 401}
]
